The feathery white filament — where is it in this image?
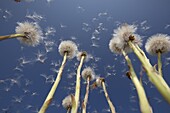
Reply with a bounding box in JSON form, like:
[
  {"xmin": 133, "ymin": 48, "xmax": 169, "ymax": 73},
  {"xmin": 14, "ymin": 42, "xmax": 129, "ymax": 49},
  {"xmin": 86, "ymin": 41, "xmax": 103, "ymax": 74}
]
[
  {"xmin": 15, "ymin": 21, "xmax": 43, "ymax": 46},
  {"xmin": 58, "ymin": 40, "xmax": 78, "ymax": 59},
  {"xmin": 145, "ymin": 34, "xmax": 170, "ymax": 55}
]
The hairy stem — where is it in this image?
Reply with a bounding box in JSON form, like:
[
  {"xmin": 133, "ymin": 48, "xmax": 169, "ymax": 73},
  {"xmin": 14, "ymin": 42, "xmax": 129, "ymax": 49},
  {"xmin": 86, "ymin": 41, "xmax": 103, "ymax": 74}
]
[
  {"xmin": 71, "ymin": 56, "xmax": 85, "ymax": 113},
  {"xmin": 39, "ymin": 52, "xmax": 67, "ymax": 113}
]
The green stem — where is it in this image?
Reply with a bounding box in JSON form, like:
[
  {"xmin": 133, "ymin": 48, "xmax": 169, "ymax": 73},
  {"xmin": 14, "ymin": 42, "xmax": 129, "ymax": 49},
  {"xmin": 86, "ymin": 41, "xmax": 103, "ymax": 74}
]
[
  {"xmin": 39, "ymin": 52, "xmax": 68, "ymax": 113},
  {"xmin": 128, "ymin": 41, "xmax": 170, "ymax": 104},
  {"xmin": 0, "ymin": 34, "xmax": 25, "ymax": 41},
  {"xmin": 71, "ymin": 56, "xmax": 85, "ymax": 113},
  {"xmin": 158, "ymin": 52, "xmax": 163, "ymax": 77},
  {"xmin": 122, "ymin": 50, "xmax": 152, "ymax": 113}
]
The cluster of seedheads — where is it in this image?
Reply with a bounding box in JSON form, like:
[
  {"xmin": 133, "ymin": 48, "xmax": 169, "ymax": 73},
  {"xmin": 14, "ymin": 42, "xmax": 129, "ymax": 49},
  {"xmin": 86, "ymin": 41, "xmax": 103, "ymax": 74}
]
[
  {"xmin": 109, "ymin": 23, "xmax": 170, "ymax": 113},
  {"xmin": 38, "ymin": 39, "xmax": 115, "ymax": 113},
  {"xmin": 1, "ymin": 21, "xmax": 170, "ymax": 113}
]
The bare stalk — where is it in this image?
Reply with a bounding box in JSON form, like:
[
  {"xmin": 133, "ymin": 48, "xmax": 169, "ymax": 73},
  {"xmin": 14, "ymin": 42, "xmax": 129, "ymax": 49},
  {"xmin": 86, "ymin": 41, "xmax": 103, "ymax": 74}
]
[
  {"xmin": 0, "ymin": 34, "xmax": 25, "ymax": 41},
  {"xmin": 101, "ymin": 80, "xmax": 116, "ymax": 113},
  {"xmin": 128, "ymin": 41, "xmax": 170, "ymax": 104},
  {"xmin": 122, "ymin": 50, "xmax": 152, "ymax": 113},
  {"xmin": 71, "ymin": 55, "xmax": 85, "ymax": 113},
  {"xmin": 157, "ymin": 52, "xmax": 163, "ymax": 77},
  {"xmin": 39, "ymin": 52, "xmax": 68, "ymax": 113},
  {"xmin": 82, "ymin": 77, "xmax": 90, "ymax": 113}
]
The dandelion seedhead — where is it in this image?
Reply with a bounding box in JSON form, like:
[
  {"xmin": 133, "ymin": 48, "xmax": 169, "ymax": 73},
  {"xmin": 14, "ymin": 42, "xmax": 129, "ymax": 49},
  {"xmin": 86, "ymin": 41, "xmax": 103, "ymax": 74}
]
[
  {"xmin": 62, "ymin": 94, "xmax": 74, "ymax": 110},
  {"xmin": 96, "ymin": 77, "xmax": 105, "ymax": 87},
  {"xmin": 115, "ymin": 23, "xmax": 142, "ymax": 44},
  {"xmin": 82, "ymin": 67, "xmax": 95, "ymax": 81},
  {"xmin": 145, "ymin": 34, "xmax": 170, "ymax": 55},
  {"xmin": 109, "ymin": 37, "xmax": 121, "ymax": 54},
  {"xmin": 114, "ymin": 23, "xmax": 137, "ymax": 41},
  {"xmin": 15, "ymin": 21, "xmax": 43, "ymax": 46},
  {"xmin": 109, "ymin": 37, "xmax": 131, "ymax": 54},
  {"xmin": 77, "ymin": 51, "xmax": 89, "ymax": 62},
  {"xmin": 58, "ymin": 40, "xmax": 78, "ymax": 59},
  {"xmin": 110, "ymin": 23, "xmax": 142, "ymax": 54}
]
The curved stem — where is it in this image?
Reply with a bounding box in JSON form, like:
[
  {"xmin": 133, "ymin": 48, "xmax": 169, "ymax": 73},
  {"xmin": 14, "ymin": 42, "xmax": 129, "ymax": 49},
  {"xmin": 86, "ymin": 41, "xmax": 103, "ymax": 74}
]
[
  {"xmin": 71, "ymin": 56, "xmax": 85, "ymax": 113},
  {"xmin": 82, "ymin": 77, "xmax": 90, "ymax": 113},
  {"xmin": 128, "ymin": 41, "xmax": 170, "ymax": 104},
  {"xmin": 0, "ymin": 34, "xmax": 25, "ymax": 41},
  {"xmin": 102, "ymin": 81, "xmax": 116, "ymax": 113},
  {"xmin": 158, "ymin": 52, "xmax": 163, "ymax": 77},
  {"xmin": 39, "ymin": 52, "xmax": 68, "ymax": 113},
  {"xmin": 122, "ymin": 50, "xmax": 152, "ymax": 113}
]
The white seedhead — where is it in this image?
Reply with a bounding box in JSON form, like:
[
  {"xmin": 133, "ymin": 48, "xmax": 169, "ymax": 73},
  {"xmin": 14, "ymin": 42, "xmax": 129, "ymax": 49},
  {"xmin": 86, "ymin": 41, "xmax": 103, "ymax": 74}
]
[
  {"xmin": 110, "ymin": 23, "xmax": 142, "ymax": 54},
  {"xmin": 58, "ymin": 40, "xmax": 78, "ymax": 59},
  {"xmin": 15, "ymin": 21, "xmax": 43, "ymax": 46},
  {"xmin": 81, "ymin": 67, "xmax": 95, "ymax": 81},
  {"xmin": 76, "ymin": 51, "xmax": 89, "ymax": 62},
  {"xmin": 62, "ymin": 94, "xmax": 74, "ymax": 110},
  {"xmin": 145, "ymin": 34, "xmax": 170, "ymax": 55}
]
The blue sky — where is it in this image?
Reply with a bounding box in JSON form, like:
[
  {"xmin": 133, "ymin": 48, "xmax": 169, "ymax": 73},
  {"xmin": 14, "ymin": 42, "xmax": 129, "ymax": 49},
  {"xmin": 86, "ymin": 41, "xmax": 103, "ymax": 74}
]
[{"xmin": 0, "ymin": 0, "xmax": 170, "ymax": 113}]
